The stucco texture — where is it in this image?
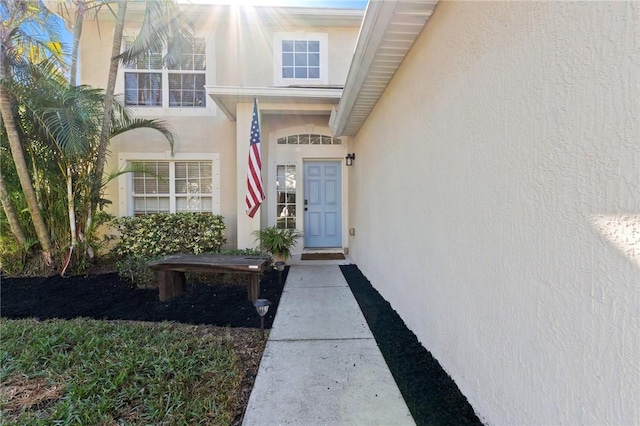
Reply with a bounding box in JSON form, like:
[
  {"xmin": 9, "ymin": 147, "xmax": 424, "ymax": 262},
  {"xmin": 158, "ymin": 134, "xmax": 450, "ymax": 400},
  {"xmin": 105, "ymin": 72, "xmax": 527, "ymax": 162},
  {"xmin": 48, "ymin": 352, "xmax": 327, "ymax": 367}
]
[{"xmin": 349, "ymin": 2, "xmax": 639, "ymax": 425}]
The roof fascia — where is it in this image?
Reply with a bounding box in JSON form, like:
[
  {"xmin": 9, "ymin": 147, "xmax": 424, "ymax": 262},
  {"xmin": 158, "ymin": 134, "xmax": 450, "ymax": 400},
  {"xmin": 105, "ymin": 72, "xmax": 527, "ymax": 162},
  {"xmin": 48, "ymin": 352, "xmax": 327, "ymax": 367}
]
[
  {"xmin": 205, "ymin": 85, "xmax": 343, "ymax": 121},
  {"xmin": 329, "ymin": 0, "xmax": 398, "ymax": 137}
]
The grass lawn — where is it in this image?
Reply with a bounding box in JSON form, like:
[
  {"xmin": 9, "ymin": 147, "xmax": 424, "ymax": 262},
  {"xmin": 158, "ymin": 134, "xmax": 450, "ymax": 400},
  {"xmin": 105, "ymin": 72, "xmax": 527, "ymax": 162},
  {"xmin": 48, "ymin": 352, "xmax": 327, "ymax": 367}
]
[{"xmin": 0, "ymin": 318, "xmax": 265, "ymax": 425}]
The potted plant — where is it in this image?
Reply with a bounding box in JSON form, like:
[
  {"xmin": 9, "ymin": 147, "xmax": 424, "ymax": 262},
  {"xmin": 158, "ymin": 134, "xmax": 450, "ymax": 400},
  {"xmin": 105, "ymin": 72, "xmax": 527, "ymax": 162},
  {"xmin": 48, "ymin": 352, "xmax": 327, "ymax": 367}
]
[{"xmin": 253, "ymin": 226, "xmax": 302, "ymax": 263}]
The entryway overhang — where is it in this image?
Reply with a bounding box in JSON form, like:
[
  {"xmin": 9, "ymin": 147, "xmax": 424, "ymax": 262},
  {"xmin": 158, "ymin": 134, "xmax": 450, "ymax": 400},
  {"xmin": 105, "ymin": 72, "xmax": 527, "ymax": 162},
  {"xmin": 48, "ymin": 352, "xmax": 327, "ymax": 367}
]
[
  {"xmin": 329, "ymin": 0, "xmax": 439, "ymax": 137},
  {"xmin": 205, "ymin": 86, "xmax": 343, "ymax": 121}
]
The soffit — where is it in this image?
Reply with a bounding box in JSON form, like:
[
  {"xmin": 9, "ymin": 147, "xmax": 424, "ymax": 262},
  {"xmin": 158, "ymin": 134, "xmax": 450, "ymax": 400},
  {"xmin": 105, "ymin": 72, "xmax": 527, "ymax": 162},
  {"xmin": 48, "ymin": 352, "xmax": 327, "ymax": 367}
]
[
  {"xmin": 205, "ymin": 86, "xmax": 343, "ymax": 121},
  {"xmin": 330, "ymin": 0, "xmax": 439, "ymax": 137}
]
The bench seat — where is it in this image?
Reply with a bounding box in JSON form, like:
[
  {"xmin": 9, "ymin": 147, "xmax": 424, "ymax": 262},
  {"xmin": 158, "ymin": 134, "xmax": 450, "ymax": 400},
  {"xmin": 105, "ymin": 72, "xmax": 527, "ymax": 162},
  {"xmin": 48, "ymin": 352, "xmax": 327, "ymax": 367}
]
[{"xmin": 148, "ymin": 254, "xmax": 270, "ymax": 301}]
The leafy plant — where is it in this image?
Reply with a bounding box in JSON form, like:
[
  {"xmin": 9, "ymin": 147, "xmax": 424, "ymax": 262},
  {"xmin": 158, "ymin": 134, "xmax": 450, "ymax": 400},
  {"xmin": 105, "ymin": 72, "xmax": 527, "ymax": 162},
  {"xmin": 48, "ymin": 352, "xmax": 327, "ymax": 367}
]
[
  {"xmin": 253, "ymin": 226, "xmax": 302, "ymax": 261},
  {"xmin": 219, "ymin": 248, "xmax": 263, "ymax": 256},
  {"xmin": 111, "ymin": 212, "xmax": 227, "ymax": 286}
]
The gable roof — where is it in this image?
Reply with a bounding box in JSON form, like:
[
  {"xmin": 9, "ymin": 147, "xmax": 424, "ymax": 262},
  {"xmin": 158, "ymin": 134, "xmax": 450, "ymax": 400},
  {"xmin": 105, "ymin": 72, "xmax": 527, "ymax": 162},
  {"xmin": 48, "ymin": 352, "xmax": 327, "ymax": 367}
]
[{"xmin": 330, "ymin": 0, "xmax": 438, "ymax": 137}]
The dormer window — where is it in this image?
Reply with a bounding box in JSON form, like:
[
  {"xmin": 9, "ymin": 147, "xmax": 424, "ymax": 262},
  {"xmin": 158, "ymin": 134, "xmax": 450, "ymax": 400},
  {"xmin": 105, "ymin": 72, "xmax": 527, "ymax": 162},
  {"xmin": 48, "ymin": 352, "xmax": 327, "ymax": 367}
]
[{"xmin": 274, "ymin": 33, "xmax": 328, "ymax": 86}]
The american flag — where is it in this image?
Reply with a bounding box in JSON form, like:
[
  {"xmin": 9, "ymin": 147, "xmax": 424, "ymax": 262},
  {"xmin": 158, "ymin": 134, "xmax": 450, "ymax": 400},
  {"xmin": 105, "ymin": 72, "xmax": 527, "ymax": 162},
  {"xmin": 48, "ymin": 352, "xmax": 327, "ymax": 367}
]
[{"xmin": 246, "ymin": 98, "xmax": 265, "ymax": 218}]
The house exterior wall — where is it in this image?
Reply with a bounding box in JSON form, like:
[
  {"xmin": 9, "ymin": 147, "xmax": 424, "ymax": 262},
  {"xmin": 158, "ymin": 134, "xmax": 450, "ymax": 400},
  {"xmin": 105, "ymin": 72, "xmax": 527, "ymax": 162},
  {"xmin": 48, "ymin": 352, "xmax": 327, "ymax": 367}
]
[
  {"xmin": 75, "ymin": 6, "xmax": 359, "ymax": 249},
  {"xmin": 348, "ymin": 1, "xmax": 639, "ymax": 425}
]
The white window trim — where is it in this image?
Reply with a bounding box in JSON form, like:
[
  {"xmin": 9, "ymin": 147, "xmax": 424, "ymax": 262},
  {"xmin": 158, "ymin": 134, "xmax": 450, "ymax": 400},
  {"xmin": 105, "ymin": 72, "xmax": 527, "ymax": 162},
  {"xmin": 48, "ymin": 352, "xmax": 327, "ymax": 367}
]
[
  {"xmin": 275, "ymin": 164, "xmax": 297, "ymax": 230},
  {"xmin": 115, "ymin": 31, "xmax": 217, "ymax": 117},
  {"xmin": 118, "ymin": 152, "xmax": 221, "ymax": 216},
  {"xmin": 273, "ymin": 32, "xmax": 328, "ymax": 86}
]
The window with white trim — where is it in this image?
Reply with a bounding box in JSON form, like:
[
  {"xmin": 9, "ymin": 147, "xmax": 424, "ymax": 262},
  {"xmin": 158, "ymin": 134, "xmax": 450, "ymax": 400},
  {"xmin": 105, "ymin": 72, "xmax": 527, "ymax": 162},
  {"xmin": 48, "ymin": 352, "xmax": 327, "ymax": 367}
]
[
  {"xmin": 274, "ymin": 33, "xmax": 328, "ymax": 86},
  {"xmin": 123, "ymin": 37, "xmax": 206, "ymax": 108},
  {"xmin": 276, "ymin": 165, "xmax": 296, "ymax": 229},
  {"xmin": 131, "ymin": 160, "xmax": 213, "ymax": 215}
]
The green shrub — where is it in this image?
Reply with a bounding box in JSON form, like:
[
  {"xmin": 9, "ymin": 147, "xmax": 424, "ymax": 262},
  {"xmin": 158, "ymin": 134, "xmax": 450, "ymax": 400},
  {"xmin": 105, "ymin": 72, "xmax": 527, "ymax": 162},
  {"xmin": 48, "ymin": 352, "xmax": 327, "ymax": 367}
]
[
  {"xmin": 0, "ymin": 236, "xmax": 27, "ymax": 275},
  {"xmin": 111, "ymin": 212, "xmax": 227, "ymax": 286},
  {"xmin": 219, "ymin": 247, "xmax": 264, "ymax": 256}
]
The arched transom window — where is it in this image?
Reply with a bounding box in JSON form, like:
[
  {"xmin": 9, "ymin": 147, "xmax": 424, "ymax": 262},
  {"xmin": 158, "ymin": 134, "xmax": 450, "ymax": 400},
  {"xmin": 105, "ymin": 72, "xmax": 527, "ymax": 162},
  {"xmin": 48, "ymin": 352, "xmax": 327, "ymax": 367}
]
[{"xmin": 277, "ymin": 134, "xmax": 342, "ymax": 145}]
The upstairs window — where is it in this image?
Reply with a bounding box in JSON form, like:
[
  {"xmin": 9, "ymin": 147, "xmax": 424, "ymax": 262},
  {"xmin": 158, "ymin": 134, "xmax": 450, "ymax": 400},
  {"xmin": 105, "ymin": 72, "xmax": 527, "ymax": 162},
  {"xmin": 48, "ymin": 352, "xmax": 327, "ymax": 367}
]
[
  {"xmin": 123, "ymin": 37, "xmax": 206, "ymax": 108},
  {"xmin": 274, "ymin": 33, "xmax": 328, "ymax": 86},
  {"xmin": 282, "ymin": 40, "xmax": 320, "ymax": 79}
]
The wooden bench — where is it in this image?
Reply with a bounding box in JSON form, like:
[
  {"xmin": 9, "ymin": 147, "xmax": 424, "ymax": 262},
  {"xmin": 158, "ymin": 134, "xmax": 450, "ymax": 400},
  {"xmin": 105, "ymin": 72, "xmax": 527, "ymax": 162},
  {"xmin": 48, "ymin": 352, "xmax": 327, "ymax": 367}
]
[{"xmin": 148, "ymin": 254, "xmax": 270, "ymax": 302}]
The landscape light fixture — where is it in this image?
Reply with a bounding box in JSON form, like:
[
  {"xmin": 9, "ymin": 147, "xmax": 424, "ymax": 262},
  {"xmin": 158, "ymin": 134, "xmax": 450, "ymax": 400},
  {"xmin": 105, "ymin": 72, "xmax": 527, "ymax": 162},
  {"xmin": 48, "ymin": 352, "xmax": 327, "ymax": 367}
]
[
  {"xmin": 274, "ymin": 261, "xmax": 285, "ymax": 285},
  {"xmin": 345, "ymin": 153, "xmax": 355, "ymax": 166},
  {"xmin": 253, "ymin": 299, "xmax": 271, "ymax": 340}
]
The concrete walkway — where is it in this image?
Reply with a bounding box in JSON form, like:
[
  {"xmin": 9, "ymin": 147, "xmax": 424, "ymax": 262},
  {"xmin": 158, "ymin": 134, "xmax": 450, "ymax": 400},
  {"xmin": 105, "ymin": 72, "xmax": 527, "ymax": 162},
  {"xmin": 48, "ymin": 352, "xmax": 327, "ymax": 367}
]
[{"xmin": 242, "ymin": 262, "xmax": 415, "ymax": 426}]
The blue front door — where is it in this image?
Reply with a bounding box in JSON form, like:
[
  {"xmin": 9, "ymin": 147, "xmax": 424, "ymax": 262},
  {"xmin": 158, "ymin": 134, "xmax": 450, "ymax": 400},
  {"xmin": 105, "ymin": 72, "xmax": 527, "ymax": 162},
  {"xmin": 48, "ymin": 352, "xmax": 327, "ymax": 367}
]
[{"xmin": 304, "ymin": 161, "xmax": 342, "ymax": 248}]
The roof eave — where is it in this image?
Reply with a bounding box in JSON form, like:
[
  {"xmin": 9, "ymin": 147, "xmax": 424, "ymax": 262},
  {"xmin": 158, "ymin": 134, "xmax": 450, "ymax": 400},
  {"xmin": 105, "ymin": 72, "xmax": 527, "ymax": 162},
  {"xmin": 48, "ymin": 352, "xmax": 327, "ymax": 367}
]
[
  {"xmin": 205, "ymin": 86, "xmax": 343, "ymax": 121},
  {"xmin": 331, "ymin": 0, "xmax": 439, "ymax": 137}
]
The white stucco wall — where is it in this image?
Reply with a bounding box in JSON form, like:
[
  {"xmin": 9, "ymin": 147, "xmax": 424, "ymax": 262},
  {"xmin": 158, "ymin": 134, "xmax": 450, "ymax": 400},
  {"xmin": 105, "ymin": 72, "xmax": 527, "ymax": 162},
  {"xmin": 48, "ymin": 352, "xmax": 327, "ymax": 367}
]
[{"xmin": 349, "ymin": 2, "xmax": 639, "ymax": 425}]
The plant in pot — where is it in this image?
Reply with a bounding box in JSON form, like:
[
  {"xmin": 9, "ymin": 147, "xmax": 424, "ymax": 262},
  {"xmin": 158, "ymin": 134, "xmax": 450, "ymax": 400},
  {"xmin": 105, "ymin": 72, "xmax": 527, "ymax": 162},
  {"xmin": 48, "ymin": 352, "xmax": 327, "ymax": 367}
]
[{"xmin": 253, "ymin": 226, "xmax": 302, "ymax": 263}]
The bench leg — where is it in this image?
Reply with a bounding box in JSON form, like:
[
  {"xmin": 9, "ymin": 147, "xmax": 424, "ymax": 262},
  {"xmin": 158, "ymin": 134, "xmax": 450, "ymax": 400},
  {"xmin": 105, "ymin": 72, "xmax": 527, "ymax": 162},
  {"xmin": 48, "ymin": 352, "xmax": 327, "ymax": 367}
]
[
  {"xmin": 158, "ymin": 271, "xmax": 186, "ymax": 301},
  {"xmin": 248, "ymin": 273, "xmax": 259, "ymax": 302}
]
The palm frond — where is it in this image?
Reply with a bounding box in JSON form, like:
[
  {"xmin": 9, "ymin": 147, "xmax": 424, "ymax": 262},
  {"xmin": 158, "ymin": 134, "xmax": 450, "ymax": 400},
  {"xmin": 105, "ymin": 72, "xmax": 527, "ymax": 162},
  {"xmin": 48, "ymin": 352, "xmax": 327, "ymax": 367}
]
[
  {"xmin": 109, "ymin": 116, "xmax": 175, "ymax": 155},
  {"xmin": 115, "ymin": 0, "xmax": 194, "ymax": 68}
]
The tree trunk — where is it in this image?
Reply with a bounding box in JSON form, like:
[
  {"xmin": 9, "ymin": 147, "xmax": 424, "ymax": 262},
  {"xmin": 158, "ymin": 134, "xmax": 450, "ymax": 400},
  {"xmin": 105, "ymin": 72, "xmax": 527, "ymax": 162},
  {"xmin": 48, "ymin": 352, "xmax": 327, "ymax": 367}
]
[
  {"xmin": 0, "ymin": 172, "xmax": 27, "ymax": 248},
  {"xmin": 91, "ymin": 0, "xmax": 126, "ymax": 214},
  {"xmin": 0, "ymin": 59, "xmax": 52, "ymax": 265},
  {"xmin": 69, "ymin": 5, "xmax": 84, "ymax": 87},
  {"xmin": 60, "ymin": 165, "xmax": 76, "ymax": 276}
]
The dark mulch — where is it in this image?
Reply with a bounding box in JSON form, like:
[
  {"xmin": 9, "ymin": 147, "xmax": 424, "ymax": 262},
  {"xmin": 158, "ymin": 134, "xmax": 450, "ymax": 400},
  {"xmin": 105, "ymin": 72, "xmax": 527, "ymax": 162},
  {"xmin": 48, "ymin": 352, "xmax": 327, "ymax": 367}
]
[
  {"xmin": 2, "ymin": 264, "xmax": 482, "ymax": 425},
  {"xmin": 0, "ymin": 268, "xmax": 288, "ymax": 328},
  {"xmin": 340, "ymin": 264, "xmax": 483, "ymax": 426}
]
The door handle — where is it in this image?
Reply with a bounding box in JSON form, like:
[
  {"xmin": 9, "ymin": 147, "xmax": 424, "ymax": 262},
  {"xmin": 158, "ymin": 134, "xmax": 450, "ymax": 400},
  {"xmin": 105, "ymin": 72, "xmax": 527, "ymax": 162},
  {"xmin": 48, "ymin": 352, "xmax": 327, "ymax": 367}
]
[{"xmin": 304, "ymin": 199, "xmax": 308, "ymax": 211}]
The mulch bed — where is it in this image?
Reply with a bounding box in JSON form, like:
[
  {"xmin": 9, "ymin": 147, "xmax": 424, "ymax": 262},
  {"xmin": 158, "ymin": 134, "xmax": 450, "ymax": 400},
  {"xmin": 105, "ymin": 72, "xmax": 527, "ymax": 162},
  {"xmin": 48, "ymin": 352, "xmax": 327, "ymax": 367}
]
[
  {"xmin": 340, "ymin": 264, "xmax": 483, "ymax": 426},
  {"xmin": 0, "ymin": 268, "xmax": 287, "ymax": 328}
]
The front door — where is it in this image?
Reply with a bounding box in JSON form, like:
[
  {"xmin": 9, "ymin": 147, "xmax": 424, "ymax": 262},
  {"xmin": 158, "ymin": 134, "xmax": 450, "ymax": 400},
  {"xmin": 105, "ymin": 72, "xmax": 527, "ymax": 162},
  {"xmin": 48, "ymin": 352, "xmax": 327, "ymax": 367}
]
[{"xmin": 304, "ymin": 161, "xmax": 342, "ymax": 248}]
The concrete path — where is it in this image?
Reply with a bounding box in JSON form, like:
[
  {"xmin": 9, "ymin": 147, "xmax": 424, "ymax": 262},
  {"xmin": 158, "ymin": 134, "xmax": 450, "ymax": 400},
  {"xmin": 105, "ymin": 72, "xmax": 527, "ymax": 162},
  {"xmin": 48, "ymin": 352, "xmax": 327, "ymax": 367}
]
[{"xmin": 242, "ymin": 264, "xmax": 415, "ymax": 426}]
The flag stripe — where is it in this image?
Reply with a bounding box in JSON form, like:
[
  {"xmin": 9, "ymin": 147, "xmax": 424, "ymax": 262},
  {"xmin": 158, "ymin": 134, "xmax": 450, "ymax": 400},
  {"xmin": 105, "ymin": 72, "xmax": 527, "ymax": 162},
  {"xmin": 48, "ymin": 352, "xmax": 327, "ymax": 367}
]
[{"xmin": 246, "ymin": 99, "xmax": 265, "ymax": 218}]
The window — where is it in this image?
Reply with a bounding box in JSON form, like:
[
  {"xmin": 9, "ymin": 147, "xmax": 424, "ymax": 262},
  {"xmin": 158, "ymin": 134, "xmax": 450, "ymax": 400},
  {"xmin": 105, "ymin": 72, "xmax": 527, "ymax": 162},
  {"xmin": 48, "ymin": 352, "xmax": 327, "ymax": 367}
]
[
  {"xmin": 123, "ymin": 37, "xmax": 206, "ymax": 108},
  {"xmin": 282, "ymin": 40, "xmax": 319, "ymax": 79},
  {"xmin": 132, "ymin": 160, "xmax": 213, "ymax": 215},
  {"xmin": 276, "ymin": 165, "xmax": 296, "ymax": 229},
  {"xmin": 274, "ymin": 33, "xmax": 328, "ymax": 85},
  {"xmin": 277, "ymin": 134, "xmax": 342, "ymax": 145}
]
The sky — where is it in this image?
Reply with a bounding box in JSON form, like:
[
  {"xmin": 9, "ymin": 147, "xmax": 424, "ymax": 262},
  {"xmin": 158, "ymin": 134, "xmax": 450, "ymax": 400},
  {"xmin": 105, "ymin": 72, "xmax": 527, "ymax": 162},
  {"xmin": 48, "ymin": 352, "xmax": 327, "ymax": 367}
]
[
  {"xmin": 55, "ymin": 0, "xmax": 368, "ymax": 50},
  {"xmin": 183, "ymin": 0, "xmax": 368, "ymax": 8}
]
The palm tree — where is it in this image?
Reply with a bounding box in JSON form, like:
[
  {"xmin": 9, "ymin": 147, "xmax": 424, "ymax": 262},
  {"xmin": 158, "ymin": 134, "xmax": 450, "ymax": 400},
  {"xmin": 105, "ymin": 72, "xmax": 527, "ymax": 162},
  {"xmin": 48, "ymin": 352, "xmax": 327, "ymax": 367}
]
[
  {"xmin": 90, "ymin": 0, "xmax": 194, "ymax": 234},
  {"xmin": 20, "ymin": 64, "xmax": 175, "ymax": 274},
  {"xmin": 34, "ymin": 0, "xmax": 194, "ymax": 264},
  {"xmin": 89, "ymin": 0, "xmax": 126, "ymax": 237},
  {"xmin": 0, "ymin": 0, "xmax": 65, "ymax": 265},
  {"xmin": 52, "ymin": 0, "xmax": 109, "ymax": 87}
]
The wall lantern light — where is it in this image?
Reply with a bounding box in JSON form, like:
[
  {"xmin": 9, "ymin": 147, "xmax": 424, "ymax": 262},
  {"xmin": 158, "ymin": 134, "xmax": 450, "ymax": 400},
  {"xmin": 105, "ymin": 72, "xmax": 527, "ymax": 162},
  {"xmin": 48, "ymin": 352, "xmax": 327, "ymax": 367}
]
[
  {"xmin": 345, "ymin": 153, "xmax": 355, "ymax": 166},
  {"xmin": 253, "ymin": 298, "xmax": 272, "ymax": 340}
]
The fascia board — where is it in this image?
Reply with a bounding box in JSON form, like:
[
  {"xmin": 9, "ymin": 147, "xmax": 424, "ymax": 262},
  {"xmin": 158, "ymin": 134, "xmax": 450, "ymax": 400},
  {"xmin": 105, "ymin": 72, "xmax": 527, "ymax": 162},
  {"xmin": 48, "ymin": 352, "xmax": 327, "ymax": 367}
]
[{"xmin": 331, "ymin": 0, "xmax": 398, "ymax": 137}]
